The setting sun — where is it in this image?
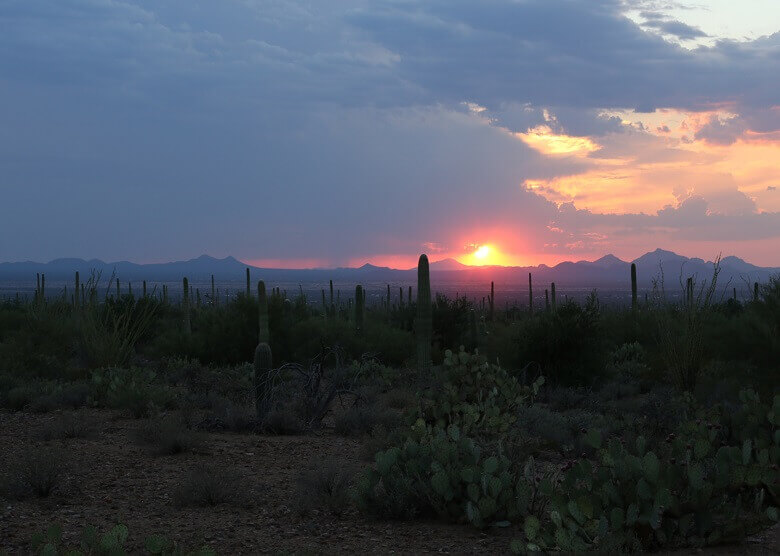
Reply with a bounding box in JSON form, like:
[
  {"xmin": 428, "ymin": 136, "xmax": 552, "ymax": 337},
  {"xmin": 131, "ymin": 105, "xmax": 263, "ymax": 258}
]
[
  {"xmin": 474, "ymin": 245, "xmax": 491, "ymax": 260},
  {"xmin": 458, "ymin": 243, "xmax": 514, "ymax": 266}
]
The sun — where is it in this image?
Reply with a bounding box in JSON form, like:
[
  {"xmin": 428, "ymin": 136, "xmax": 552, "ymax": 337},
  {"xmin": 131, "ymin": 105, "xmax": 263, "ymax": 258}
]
[{"xmin": 474, "ymin": 245, "xmax": 491, "ymax": 260}]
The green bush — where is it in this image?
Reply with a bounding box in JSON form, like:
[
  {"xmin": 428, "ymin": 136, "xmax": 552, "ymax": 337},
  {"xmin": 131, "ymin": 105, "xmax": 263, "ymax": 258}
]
[{"xmin": 515, "ymin": 296, "xmax": 606, "ymax": 386}]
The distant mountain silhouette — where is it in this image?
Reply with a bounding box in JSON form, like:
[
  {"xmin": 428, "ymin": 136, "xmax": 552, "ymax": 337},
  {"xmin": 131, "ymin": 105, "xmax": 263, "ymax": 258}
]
[
  {"xmin": 0, "ymin": 250, "xmax": 777, "ymax": 289},
  {"xmin": 429, "ymin": 258, "xmax": 469, "ymax": 271}
]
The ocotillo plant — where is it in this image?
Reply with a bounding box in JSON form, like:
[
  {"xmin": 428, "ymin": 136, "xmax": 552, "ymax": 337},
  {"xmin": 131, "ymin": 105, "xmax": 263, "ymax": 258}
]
[
  {"xmin": 489, "ymin": 281, "xmax": 495, "ymax": 321},
  {"xmin": 754, "ymin": 282, "xmax": 759, "ymax": 302},
  {"xmin": 416, "ymin": 254, "xmax": 432, "ymax": 373},
  {"xmin": 355, "ymin": 285, "xmax": 365, "ymax": 332},
  {"xmin": 253, "ymin": 341, "xmax": 272, "ymax": 421},
  {"xmin": 142, "ymin": 280, "xmax": 147, "ymax": 298},
  {"xmin": 258, "ymin": 281, "xmax": 269, "ymax": 343},
  {"xmin": 182, "ymin": 277, "xmax": 191, "ymax": 335},
  {"xmin": 321, "ymin": 289, "xmax": 328, "ymax": 319},
  {"xmin": 528, "ymin": 272, "xmax": 534, "ymax": 315},
  {"xmin": 631, "ymin": 263, "xmax": 638, "ymax": 312},
  {"xmin": 246, "ymin": 268, "xmax": 251, "ymax": 298},
  {"xmin": 551, "ymin": 282, "xmax": 556, "ymax": 312},
  {"xmin": 74, "ymin": 271, "xmax": 80, "ymax": 309}
]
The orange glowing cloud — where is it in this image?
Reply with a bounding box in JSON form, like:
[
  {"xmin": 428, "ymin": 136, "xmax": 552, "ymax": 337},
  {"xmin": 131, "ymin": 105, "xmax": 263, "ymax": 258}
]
[
  {"xmin": 522, "ymin": 108, "xmax": 780, "ymax": 215},
  {"xmin": 516, "ymin": 125, "xmax": 601, "ymax": 156}
]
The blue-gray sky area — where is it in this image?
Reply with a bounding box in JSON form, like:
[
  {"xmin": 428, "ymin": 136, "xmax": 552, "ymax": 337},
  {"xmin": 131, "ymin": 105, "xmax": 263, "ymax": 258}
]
[{"xmin": 1, "ymin": 0, "xmax": 779, "ymax": 267}]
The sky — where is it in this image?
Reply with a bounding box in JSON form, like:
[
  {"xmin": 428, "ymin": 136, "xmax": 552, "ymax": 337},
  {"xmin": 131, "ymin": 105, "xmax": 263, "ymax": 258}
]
[{"xmin": 1, "ymin": 0, "xmax": 779, "ymax": 268}]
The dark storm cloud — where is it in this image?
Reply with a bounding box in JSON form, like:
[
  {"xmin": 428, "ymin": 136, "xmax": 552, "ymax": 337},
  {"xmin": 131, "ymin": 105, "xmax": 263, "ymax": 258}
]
[{"xmin": 0, "ymin": 0, "xmax": 778, "ymax": 263}]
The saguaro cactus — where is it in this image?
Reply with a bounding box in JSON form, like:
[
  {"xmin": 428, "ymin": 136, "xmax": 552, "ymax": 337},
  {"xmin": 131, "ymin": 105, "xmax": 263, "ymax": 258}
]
[
  {"xmin": 246, "ymin": 268, "xmax": 251, "ymax": 298},
  {"xmin": 142, "ymin": 280, "xmax": 147, "ymax": 299},
  {"xmin": 40, "ymin": 273, "xmax": 45, "ymax": 302},
  {"xmin": 545, "ymin": 289, "xmax": 550, "ymax": 312},
  {"xmin": 631, "ymin": 263, "xmax": 638, "ymax": 312},
  {"xmin": 528, "ymin": 273, "xmax": 534, "ymax": 315},
  {"xmin": 489, "ymin": 281, "xmax": 495, "ymax": 321},
  {"xmin": 211, "ymin": 275, "xmax": 216, "ymax": 306},
  {"xmin": 254, "ymin": 342, "xmax": 272, "ymax": 422},
  {"xmin": 686, "ymin": 277, "xmax": 694, "ymax": 309},
  {"xmin": 386, "ymin": 284, "xmax": 391, "ymax": 321},
  {"xmin": 416, "ymin": 254, "xmax": 432, "ymax": 373},
  {"xmin": 355, "ymin": 285, "xmax": 365, "ymax": 332},
  {"xmin": 754, "ymin": 282, "xmax": 759, "ymax": 303},
  {"xmin": 74, "ymin": 271, "xmax": 80, "ymax": 309},
  {"xmin": 182, "ymin": 277, "xmax": 191, "ymax": 335},
  {"xmin": 258, "ymin": 280, "xmax": 269, "ymax": 343},
  {"xmin": 551, "ymin": 282, "xmax": 556, "ymax": 313},
  {"xmin": 329, "ymin": 280, "xmax": 335, "ymax": 318}
]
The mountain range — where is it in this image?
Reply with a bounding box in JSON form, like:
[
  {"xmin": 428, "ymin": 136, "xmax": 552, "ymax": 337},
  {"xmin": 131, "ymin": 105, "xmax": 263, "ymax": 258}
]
[{"xmin": 0, "ymin": 249, "xmax": 777, "ymax": 289}]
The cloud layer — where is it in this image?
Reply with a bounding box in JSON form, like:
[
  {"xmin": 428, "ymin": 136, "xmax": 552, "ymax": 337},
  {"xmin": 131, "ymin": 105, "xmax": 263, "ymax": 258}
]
[{"xmin": 0, "ymin": 0, "xmax": 778, "ymax": 266}]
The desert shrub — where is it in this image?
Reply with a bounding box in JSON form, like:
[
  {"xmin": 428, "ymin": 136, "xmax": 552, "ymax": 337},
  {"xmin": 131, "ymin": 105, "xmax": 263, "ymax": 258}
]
[
  {"xmin": 28, "ymin": 382, "xmax": 90, "ymax": 413},
  {"xmin": 257, "ymin": 347, "xmax": 363, "ymax": 433},
  {"xmin": 37, "ymin": 411, "xmax": 95, "ymax": 441},
  {"xmin": 173, "ymin": 464, "xmax": 242, "ymax": 507},
  {"xmin": 1, "ymin": 447, "xmax": 68, "ymax": 499},
  {"xmin": 2, "ymin": 380, "xmax": 56, "ymax": 411},
  {"xmin": 515, "ymin": 295, "xmax": 606, "ymax": 386},
  {"xmin": 202, "ymin": 395, "xmax": 255, "ymax": 432},
  {"xmin": 91, "ymin": 367, "xmax": 179, "ymax": 418},
  {"xmin": 431, "ymin": 294, "xmax": 473, "ymax": 356},
  {"xmin": 261, "ymin": 403, "xmax": 306, "ymax": 435},
  {"xmin": 77, "ymin": 282, "xmax": 159, "ymax": 368},
  {"xmin": 0, "ymin": 303, "xmax": 76, "ymax": 378},
  {"xmin": 516, "ymin": 405, "xmax": 579, "ymax": 452},
  {"xmin": 133, "ymin": 415, "xmax": 204, "ymax": 456},
  {"xmin": 380, "ymin": 387, "xmax": 417, "ymax": 410},
  {"xmin": 294, "ymin": 459, "xmax": 354, "ymax": 516},
  {"xmin": 606, "ymin": 341, "xmax": 652, "ymax": 379},
  {"xmin": 334, "ymin": 405, "xmax": 401, "ymax": 437}
]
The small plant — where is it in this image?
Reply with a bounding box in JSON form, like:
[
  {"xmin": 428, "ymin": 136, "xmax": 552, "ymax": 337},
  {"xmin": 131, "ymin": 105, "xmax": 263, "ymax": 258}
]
[
  {"xmin": 1, "ymin": 447, "xmax": 68, "ymax": 499},
  {"xmin": 294, "ymin": 459, "xmax": 354, "ymax": 516},
  {"xmin": 173, "ymin": 464, "xmax": 242, "ymax": 507},
  {"xmin": 37, "ymin": 411, "xmax": 95, "ymax": 441},
  {"xmin": 334, "ymin": 405, "xmax": 401, "ymax": 437},
  {"xmin": 133, "ymin": 415, "xmax": 203, "ymax": 456}
]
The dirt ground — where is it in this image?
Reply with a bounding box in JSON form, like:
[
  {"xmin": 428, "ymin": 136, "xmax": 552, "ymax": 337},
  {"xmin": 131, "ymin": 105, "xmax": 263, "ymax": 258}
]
[{"xmin": 1, "ymin": 409, "xmax": 777, "ymax": 555}]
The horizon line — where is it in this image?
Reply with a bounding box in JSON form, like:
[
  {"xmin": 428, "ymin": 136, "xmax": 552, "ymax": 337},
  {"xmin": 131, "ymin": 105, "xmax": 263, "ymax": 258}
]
[{"xmin": 0, "ymin": 249, "xmax": 773, "ymax": 271}]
